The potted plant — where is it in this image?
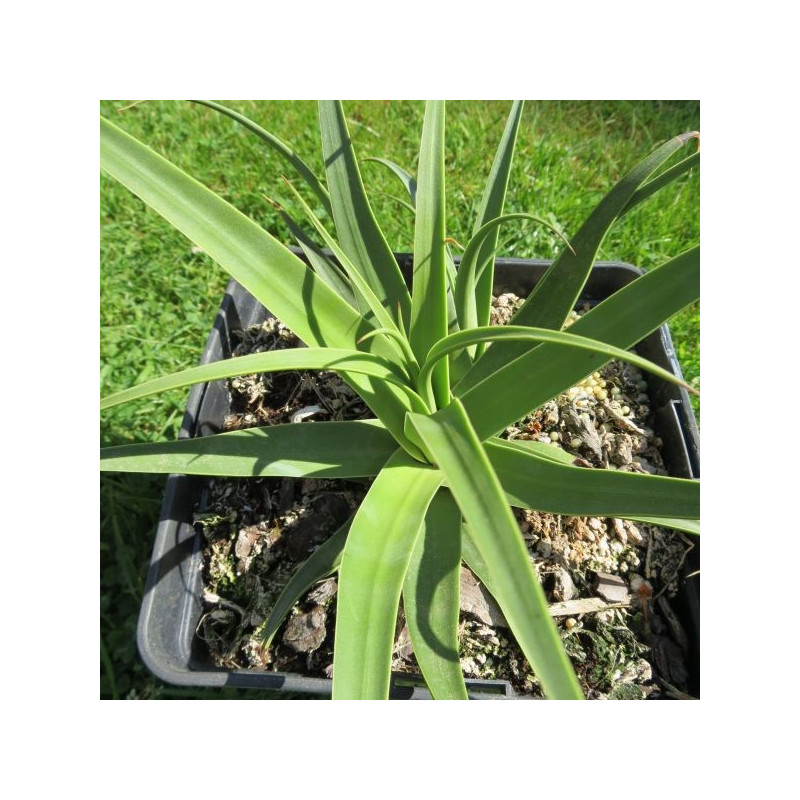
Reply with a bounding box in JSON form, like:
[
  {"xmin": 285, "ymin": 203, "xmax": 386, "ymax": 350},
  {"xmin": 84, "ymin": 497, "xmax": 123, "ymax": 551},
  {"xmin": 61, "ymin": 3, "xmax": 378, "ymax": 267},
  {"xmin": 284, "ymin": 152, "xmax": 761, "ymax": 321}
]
[{"xmin": 100, "ymin": 100, "xmax": 700, "ymax": 699}]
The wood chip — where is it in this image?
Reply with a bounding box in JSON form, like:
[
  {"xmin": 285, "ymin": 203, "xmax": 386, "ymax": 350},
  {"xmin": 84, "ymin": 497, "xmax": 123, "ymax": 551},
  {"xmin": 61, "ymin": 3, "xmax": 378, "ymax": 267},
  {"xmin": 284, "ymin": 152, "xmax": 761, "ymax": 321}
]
[
  {"xmin": 563, "ymin": 407, "xmax": 603, "ymax": 462},
  {"xmin": 393, "ymin": 625, "xmax": 414, "ymax": 660},
  {"xmin": 551, "ymin": 566, "xmax": 576, "ymax": 602},
  {"xmin": 547, "ymin": 597, "xmax": 630, "ymax": 617},
  {"xmin": 307, "ymin": 577, "xmax": 337, "ymax": 606},
  {"xmin": 460, "ymin": 568, "xmax": 508, "ymax": 627},
  {"xmin": 595, "ymin": 571, "xmax": 630, "ymax": 603},
  {"xmin": 604, "ymin": 403, "xmax": 646, "ymax": 435},
  {"xmin": 282, "ymin": 607, "xmax": 327, "ymax": 653},
  {"xmin": 624, "ymin": 520, "xmax": 643, "ymax": 545},
  {"xmin": 612, "ymin": 518, "xmax": 628, "ymax": 544},
  {"xmin": 234, "ymin": 525, "xmax": 265, "ymax": 572},
  {"xmin": 290, "ymin": 404, "xmax": 324, "ymax": 423},
  {"xmin": 608, "ymin": 433, "xmax": 634, "ymax": 466}
]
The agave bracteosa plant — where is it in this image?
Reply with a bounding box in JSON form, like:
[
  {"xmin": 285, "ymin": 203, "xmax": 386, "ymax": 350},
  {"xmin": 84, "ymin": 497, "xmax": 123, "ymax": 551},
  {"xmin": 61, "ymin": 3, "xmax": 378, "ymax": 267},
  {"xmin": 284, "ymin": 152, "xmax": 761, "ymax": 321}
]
[{"xmin": 100, "ymin": 100, "xmax": 700, "ymax": 700}]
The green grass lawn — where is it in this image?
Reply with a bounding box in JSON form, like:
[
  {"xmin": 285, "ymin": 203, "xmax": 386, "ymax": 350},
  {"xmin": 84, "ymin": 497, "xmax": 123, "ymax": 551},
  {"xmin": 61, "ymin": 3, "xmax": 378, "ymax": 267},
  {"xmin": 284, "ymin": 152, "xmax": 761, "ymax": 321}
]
[{"xmin": 100, "ymin": 100, "xmax": 699, "ymax": 699}]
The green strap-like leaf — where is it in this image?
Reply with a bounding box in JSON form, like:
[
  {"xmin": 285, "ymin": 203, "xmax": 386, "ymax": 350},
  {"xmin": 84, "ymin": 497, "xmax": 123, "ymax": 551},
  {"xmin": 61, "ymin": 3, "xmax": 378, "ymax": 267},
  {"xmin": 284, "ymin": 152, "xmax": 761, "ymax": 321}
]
[
  {"xmin": 486, "ymin": 438, "xmax": 699, "ymax": 519},
  {"xmin": 256, "ymin": 515, "xmax": 352, "ymax": 648},
  {"xmin": 410, "ymin": 101, "xmax": 449, "ymax": 408},
  {"xmin": 620, "ymin": 151, "xmax": 700, "ymax": 217},
  {"xmin": 318, "ymin": 101, "xmax": 412, "ymax": 328},
  {"xmin": 369, "ymin": 145, "xmax": 457, "ymax": 298},
  {"xmin": 402, "ymin": 489, "xmax": 468, "ymax": 700},
  {"xmin": 491, "ymin": 436, "xmax": 575, "ymax": 464},
  {"xmin": 418, "ymin": 324, "xmax": 696, "ymax": 408},
  {"xmin": 100, "ymin": 347, "xmax": 420, "ymax": 411},
  {"xmin": 373, "ymin": 144, "xmax": 464, "ymax": 377},
  {"xmin": 460, "ymin": 523, "xmax": 493, "ymax": 597},
  {"xmin": 459, "ymin": 132, "xmax": 700, "ymax": 393},
  {"xmin": 459, "ymin": 246, "xmax": 700, "ymax": 439},
  {"xmin": 101, "ymin": 116, "xmax": 361, "ymax": 352},
  {"xmin": 332, "ymin": 450, "xmax": 443, "ymax": 700},
  {"xmin": 276, "ymin": 208, "xmax": 357, "ymax": 307},
  {"xmin": 471, "ymin": 100, "xmax": 525, "ymax": 340},
  {"xmin": 374, "ymin": 190, "xmax": 416, "ymax": 215},
  {"xmin": 358, "ymin": 151, "xmax": 488, "ymax": 328},
  {"xmin": 281, "ymin": 179, "xmax": 408, "ymax": 350},
  {"xmin": 454, "ymin": 212, "xmax": 572, "ymax": 342},
  {"xmin": 406, "ymin": 399, "xmax": 583, "ymax": 700},
  {"xmin": 101, "ymin": 115, "xmax": 423, "ymax": 455},
  {"xmin": 356, "ymin": 328, "xmax": 419, "ymax": 380},
  {"xmin": 488, "ymin": 440, "xmax": 700, "ymax": 533},
  {"xmin": 358, "ymin": 159, "xmax": 462, "ymax": 322},
  {"xmin": 444, "ymin": 250, "xmax": 468, "ymax": 386},
  {"xmin": 517, "ymin": 130, "xmax": 699, "ymax": 330},
  {"xmin": 100, "ymin": 420, "xmax": 396, "ymax": 478},
  {"xmin": 363, "ymin": 157, "xmax": 417, "ymax": 205},
  {"xmin": 190, "ymin": 100, "xmax": 333, "ymax": 216}
]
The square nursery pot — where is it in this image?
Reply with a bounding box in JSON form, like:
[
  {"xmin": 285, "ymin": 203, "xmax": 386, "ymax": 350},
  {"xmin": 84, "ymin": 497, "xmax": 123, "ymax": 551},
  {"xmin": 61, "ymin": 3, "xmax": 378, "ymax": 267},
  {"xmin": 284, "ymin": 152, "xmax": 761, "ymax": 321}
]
[{"xmin": 136, "ymin": 255, "xmax": 700, "ymax": 700}]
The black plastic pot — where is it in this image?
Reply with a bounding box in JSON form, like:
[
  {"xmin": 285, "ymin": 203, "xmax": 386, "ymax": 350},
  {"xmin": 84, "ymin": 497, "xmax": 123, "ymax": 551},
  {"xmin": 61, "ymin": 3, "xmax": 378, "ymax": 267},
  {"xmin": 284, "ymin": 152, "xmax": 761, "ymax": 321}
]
[{"xmin": 137, "ymin": 256, "xmax": 700, "ymax": 699}]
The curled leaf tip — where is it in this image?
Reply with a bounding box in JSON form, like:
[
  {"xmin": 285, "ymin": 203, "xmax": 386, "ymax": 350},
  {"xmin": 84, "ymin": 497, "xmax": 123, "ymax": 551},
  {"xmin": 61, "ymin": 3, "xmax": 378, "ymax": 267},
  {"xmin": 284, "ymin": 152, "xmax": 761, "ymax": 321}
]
[
  {"xmin": 260, "ymin": 193, "xmax": 283, "ymax": 211},
  {"xmin": 356, "ymin": 330, "xmax": 381, "ymax": 346},
  {"xmin": 444, "ymin": 237, "xmax": 465, "ymax": 250},
  {"xmin": 677, "ymin": 131, "xmax": 700, "ymax": 150},
  {"xmin": 117, "ymin": 100, "xmax": 148, "ymax": 113}
]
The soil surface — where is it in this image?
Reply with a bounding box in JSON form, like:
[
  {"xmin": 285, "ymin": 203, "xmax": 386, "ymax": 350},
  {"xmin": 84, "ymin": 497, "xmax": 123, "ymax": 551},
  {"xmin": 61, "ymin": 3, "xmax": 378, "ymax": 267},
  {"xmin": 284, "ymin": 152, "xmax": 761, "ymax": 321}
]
[{"xmin": 195, "ymin": 300, "xmax": 697, "ymax": 699}]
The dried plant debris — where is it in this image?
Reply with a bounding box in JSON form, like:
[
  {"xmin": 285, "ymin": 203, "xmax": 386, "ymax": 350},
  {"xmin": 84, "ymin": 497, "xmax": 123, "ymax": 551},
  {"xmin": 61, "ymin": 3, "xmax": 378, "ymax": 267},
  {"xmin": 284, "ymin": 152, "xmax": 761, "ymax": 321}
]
[
  {"xmin": 196, "ymin": 307, "xmax": 696, "ymax": 698},
  {"xmin": 224, "ymin": 319, "xmax": 370, "ymax": 430},
  {"xmin": 197, "ymin": 474, "xmax": 362, "ymax": 673}
]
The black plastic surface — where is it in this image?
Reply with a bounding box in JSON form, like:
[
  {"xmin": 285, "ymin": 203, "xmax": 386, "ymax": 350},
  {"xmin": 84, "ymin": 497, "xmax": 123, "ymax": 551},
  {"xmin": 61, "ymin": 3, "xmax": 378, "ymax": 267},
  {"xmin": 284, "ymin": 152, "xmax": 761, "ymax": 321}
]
[{"xmin": 137, "ymin": 257, "xmax": 700, "ymax": 699}]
